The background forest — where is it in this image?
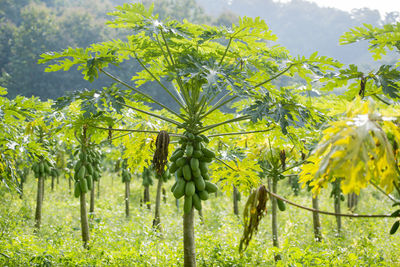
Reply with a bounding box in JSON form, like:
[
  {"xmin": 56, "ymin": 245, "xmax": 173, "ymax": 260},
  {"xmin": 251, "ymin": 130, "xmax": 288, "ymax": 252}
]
[{"xmin": 1, "ymin": 0, "xmax": 398, "ymax": 101}]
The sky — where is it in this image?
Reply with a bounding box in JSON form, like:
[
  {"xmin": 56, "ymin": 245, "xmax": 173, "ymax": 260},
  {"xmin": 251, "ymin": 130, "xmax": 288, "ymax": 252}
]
[{"xmin": 276, "ymin": 0, "xmax": 400, "ymax": 17}]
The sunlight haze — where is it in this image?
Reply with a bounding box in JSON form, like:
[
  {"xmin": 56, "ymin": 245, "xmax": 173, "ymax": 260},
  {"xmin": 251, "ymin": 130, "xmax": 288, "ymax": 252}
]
[{"xmin": 276, "ymin": 0, "xmax": 400, "ymax": 17}]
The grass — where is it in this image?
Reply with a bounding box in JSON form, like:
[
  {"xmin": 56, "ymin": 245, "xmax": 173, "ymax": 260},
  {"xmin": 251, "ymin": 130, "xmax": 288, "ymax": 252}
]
[{"xmin": 0, "ymin": 172, "xmax": 399, "ymax": 266}]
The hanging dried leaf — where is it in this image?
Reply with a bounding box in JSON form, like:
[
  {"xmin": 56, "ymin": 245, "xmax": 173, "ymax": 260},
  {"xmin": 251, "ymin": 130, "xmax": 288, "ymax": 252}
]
[
  {"xmin": 239, "ymin": 185, "xmax": 269, "ymax": 253},
  {"xmin": 152, "ymin": 130, "xmax": 170, "ymax": 175}
]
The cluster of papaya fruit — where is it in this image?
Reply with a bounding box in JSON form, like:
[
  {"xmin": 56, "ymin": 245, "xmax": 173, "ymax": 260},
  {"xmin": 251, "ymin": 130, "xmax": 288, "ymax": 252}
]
[
  {"xmin": 32, "ymin": 158, "xmax": 54, "ymax": 178},
  {"xmin": 73, "ymin": 147, "xmax": 101, "ymax": 197},
  {"xmin": 169, "ymin": 132, "xmax": 218, "ymax": 213}
]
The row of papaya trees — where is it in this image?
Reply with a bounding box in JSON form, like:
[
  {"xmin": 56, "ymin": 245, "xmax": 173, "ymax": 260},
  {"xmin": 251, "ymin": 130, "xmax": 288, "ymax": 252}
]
[{"xmin": 1, "ymin": 3, "xmax": 400, "ymax": 266}]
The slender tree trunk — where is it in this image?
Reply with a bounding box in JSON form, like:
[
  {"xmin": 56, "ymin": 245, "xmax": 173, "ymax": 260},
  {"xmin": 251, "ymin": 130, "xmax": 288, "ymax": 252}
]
[
  {"xmin": 80, "ymin": 192, "xmax": 90, "ymax": 249},
  {"xmin": 19, "ymin": 178, "xmax": 24, "ymax": 199},
  {"xmin": 41, "ymin": 175, "xmax": 45, "ymax": 203},
  {"xmin": 312, "ymin": 195, "xmax": 322, "ymax": 241},
  {"xmin": 333, "ymin": 184, "xmax": 342, "ymax": 234},
  {"xmin": 57, "ymin": 174, "xmax": 59, "ymax": 185},
  {"xmin": 162, "ymin": 187, "xmax": 167, "ymax": 204},
  {"xmin": 97, "ymin": 179, "xmax": 100, "ymax": 199},
  {"xmin": 125, "ymin": 181, "xmax": 130, "ymax": 217},
  {"xmin": 68, "ymin": 174, "xmax": 72, "ymax": 193},
  {"xmin": 269, "ymin": 176, "xmax": 281, "ymax": 261},
  {"xmin": 144, "ymin": 186, "xmax": 151, "ymax": 210},
  {"xmin": 183, "ymin": 208, "xmax": 196, "ymax": 267},
  {"xmin": 233, "ymin": 185, "xmax": 239, "ymax": 216},
  {"xmin": 153, "ymin": 178, "xmax": 163, "ymax": 230},
  {"xmin": 89, "ymin": 181, "xmax": 95, "ymax": 216},
  {"xmin": 34, "ymin": 176, "xmax": 44, "ymax": 231},
  {"xmin": 51, "ymin": 176, "xmax": 55, "ymax": 191}
]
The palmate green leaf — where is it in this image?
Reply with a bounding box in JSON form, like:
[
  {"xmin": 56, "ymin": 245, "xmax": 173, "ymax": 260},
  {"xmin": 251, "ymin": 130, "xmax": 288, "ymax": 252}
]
[
  {"xmin": 52, "ymin": 85, "xmax": 127, "ymax": 119},
  {"xmin": 244, "ymin": 88, "xmax": 323, "ymax": 134},
  {"xmin": 340, "ymin": 22, "xmax": 400, "ymax": 60}
]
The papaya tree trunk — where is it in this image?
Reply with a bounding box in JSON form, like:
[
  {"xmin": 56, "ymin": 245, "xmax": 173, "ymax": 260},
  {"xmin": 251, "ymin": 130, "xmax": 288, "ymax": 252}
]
[
  {"xmin": 268, "ymin": 177, "xmax": 279, "ymax": 248},
  {"xmin": 68, "ymin": 174, "xmax": 72, "ymax": 193},
  {"xmin": 144, "ymin": 186, "xmax": 151, "ymax": 210},
  {"xmin": 89, "ymin": 181, "xmax": 95, "ymax": 216},
  {"xmin": 333, "ymin": 183, "xmax": 342, "ymax": 234},
  {"xmin": 41, "ymin": 175, "xmax": 45, "ymax": 202},
  {"xmin": 34, "ymin": 175, "xmax": 44, "ymax": 230},
  {"xmin": 19, "ymin": 178, "xmax": 24, "ymax": 199},
  {"xmin": 162, "ymin": 187, "xmax": 167, "ymax": 204},
  {"xmin": 312, "ymin": 195, "xmax": 322, "ymax": 241},
  {"xmin": 51, "ymin": 176, "xmax": 55, "ymax": 191},
  {"xmin": 80, "ymin": 192, "xmax": 90, "ymax": 249},
  {"xmin": 153, "ymin": 177, "xmax": 163, "ymax": 229},
  {"xmin": 183, "ymin": 208, "xmax": 196, "ymax": 267},
  {"xmin": 233, "ymin": 185, "xmax": 239, "ymax": 216},
  {"xmin": 125, "ymin": 180, "xmax": 130, "ymax": 217},
  {"xmin": 268, "ymin": 176, "xmax": 281, "ymax": 261},
  {"xmin": 97, "ymin": 179, "xmax": 100, "ymax": 199}
]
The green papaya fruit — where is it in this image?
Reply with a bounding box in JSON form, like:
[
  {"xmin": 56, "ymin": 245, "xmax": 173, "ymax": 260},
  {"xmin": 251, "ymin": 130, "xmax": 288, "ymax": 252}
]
[
  {"xmin": 199, "ymin": 190, "xmax": 209, "ymax": 200},
  {"xmin": 184, "ymin": 195, "xmax": 193, "ymax": 214},
  {"xmin": 277, "ymin": 199, "xmax": 286, "ymax": 211},
  {"xmin": 194, "ymin": 176, "xmax": 206, "ymax": 191},
  {"xmin": 185, "ymin": 181, "xmax": 196, "ymax": 197},
  {"xmin": 205, "ymin": 181, "xmax": 218, "ymax": 193},
  {"xmin": 182, "ymin": 164, "xmax": 192, "ymax": 181},
  {"xmin": 173, "ymin": 179, "xmax": 186, "ymax": 199},
  {"xmin": 192, "ymin": 193, "xmax": 202, "ymax": 210}
]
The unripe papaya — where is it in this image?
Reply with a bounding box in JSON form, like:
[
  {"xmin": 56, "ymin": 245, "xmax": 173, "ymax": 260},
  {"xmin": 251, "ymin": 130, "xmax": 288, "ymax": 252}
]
[
  {"xmin": 86, "ymin": 175, "xmax": 93, "ymax": 191},
  {"xmin": 190, "ymin": 158, "xmax": 199, "ymax": 171},
  {"xmin": 173, "ymin": 179, "xmax": 186, "ymax": 199},
  {"xmin": 199, "ymin": 190, "xmax": 209, "ymax": 200},
  {"xmin": 201, "ymin": 147, "xmax": 215, "ymax": 158},
  {"xmin": 74, "ymin": 182, "xmax": 81, "ymax": 198},
  {"xmin": 200, "ymin": 134, "xmax": 209, "ymax": 143},
  {"xmin": 185, "ymin": 181, "xmax": 196, "ymax": 197},
  {"xmin": 176, "ymin": 167, "xmax": 183, "ymax": 178},
  {"xmin": 80, "ymin": 177, "xmax": 88, "ymax": 193},
  {"xmin": 184, "ymin": 195, "xmax": 193, "ymax": 214},
  {"xmin": 199, "ymin": 161, "xmax": 208, "ymax": 175},
  {"xmin": 192, "ymin": 150, "xmax": 203, "ymax": 158},
  {"xmin": 78, "ymin": 165, "xmax": 86, "ymax": 180},
  {"xmin": 192, "ymin": 193, "xmax": 202, "ymax": 210},
  {"xmin": 171, "ymin": 181, "xmax": 178, "ymax": 193},
  {"xmin": 205, "ymin": 181, "xmax": 218, "ymax": 193},
  {"xmin": 39, "ymin": 162, "xmax": 44, "ymax": 175},
  {"xmin": 170, "ymin": 150, "xmax": 184, "ymax": 162},
  {"xmin": 169, "ymin": 162, "xmax": 178, "ymax": 173},
  {"xmin": 87, "ymin": 164, "xmax": 93, "ymax": 175},
  {"xmin": 182, "ymin": 164, "xmax": 192, "ymax": 181},
  {"xmin": 176, "ymin": 157, "xmax": 186, "ymax": 167},
  {"xmin": 200, "ymin": 157, "xmax": 213, "ymax": 163},
  {"xmin": 192, "ymin": 168, "xmax": 202, "ymax": 178},
  {"xmin": 186, "ymin": 145, "xmax": 194, "ymax": 157},
  {"xmin": 194, "ymin": 176, "xmax": 206, "ymax": 191},
  {"xmin": 277, "ymin": 199, "xmax": 286, "ymax": 211}
]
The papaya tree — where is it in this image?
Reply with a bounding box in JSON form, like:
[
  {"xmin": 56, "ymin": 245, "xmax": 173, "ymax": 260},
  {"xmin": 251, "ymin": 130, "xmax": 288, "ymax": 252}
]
[{"xmin": 39, "ymin": 3, "xmax": 342, "ymax": 265}]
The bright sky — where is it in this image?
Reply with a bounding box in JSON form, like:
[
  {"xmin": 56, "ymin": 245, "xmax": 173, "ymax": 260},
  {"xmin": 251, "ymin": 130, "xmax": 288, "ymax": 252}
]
[{"xmin": 277, "ymin": 0, "xmax": 400, "ymax": 17}]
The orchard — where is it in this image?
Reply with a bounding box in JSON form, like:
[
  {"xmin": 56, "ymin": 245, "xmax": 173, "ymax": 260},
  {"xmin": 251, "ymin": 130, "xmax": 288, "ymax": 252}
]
[{"xmin": 0, "ymin": 3, "xmax": 399, "ymax": 266}]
